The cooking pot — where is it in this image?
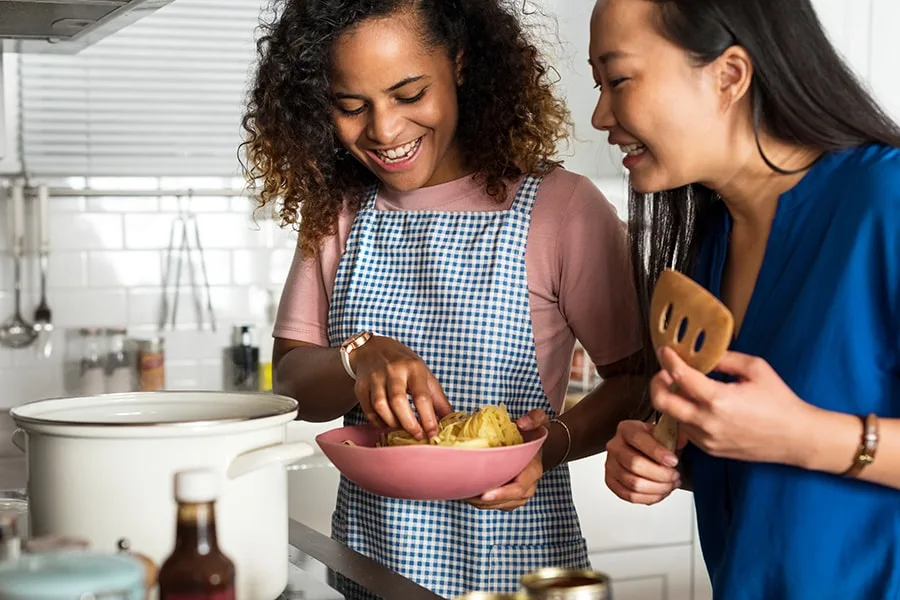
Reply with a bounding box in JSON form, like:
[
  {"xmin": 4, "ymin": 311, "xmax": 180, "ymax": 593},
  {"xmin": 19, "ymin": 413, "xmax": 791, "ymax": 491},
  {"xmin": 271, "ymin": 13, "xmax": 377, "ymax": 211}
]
[{"xmin": 9, "ymin": 391, "xmax": 314, "ymax": 600}]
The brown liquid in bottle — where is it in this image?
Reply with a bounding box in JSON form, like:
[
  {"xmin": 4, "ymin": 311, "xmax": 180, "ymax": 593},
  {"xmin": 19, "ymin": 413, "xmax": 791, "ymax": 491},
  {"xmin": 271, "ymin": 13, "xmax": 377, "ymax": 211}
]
[{"xmin": 158, "ymin": 470, "xmax": 235, "ymax": 600}]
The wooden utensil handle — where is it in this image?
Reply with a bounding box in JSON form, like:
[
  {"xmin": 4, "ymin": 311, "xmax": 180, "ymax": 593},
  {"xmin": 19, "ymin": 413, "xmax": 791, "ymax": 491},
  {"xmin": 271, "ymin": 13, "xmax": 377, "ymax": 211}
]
[{"xmin": 653, "ymin": 413, "xmax": 679, "ymax": 452}]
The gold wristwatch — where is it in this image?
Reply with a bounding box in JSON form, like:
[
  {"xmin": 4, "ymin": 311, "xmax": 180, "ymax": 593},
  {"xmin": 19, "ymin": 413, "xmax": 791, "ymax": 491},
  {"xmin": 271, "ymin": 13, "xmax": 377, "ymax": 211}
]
[{"xmin": 339, "ymin": 331, "xmax": 374, "ymax": 380}]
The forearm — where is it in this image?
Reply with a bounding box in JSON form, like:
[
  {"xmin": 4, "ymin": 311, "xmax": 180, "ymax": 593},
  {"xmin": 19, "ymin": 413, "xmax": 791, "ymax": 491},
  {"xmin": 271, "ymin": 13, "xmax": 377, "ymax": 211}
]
[
  {"xmin": 542, "ymin": 373, "xmax": 647, "ymax": 471},
  {"xmin": 273, "ymin": 345, "xmax": 358, "ymax": 422},
  {"xmin": 796, "ymin": 408, "xmax": 900, "ymax": 490}
]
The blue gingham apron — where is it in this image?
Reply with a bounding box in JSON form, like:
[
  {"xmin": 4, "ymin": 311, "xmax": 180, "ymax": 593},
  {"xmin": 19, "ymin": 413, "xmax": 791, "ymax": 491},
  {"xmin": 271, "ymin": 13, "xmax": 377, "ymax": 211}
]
[{"xmin": 327, "ymin": 175, "xmax": 590, "ymax": 599}]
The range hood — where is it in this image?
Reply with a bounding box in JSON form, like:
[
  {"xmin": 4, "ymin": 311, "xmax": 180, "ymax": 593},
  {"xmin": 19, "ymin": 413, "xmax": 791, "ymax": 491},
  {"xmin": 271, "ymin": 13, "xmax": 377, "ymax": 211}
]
[{"xmin": 0, "ymin": 0, "xmax": 175, "ymax": 54}]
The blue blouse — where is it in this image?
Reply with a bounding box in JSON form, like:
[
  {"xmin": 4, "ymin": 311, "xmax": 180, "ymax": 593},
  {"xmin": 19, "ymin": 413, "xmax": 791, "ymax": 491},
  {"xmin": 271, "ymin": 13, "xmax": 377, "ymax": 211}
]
[{"xmin": 686, "ymin": 144, "xmax": 900, "ymax": 599}]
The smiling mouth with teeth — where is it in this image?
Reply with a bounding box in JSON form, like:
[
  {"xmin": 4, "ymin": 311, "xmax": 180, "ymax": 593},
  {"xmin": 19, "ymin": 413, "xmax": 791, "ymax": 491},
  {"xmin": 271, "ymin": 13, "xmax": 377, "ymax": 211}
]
[
  {"xmin": 619, "ymin": 143, "xmax": 647, "ymax": 157},
  {"xmin": 374, "ymin": 138, "xmax": 422, "ymax": 163}
]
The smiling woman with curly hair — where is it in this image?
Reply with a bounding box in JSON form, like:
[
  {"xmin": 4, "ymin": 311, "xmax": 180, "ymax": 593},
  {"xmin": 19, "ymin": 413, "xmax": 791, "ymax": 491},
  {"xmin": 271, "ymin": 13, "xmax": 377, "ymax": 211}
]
[
  {"xmin": 244, "ymin": 0, "xmax": 570, "ymax": 258},
  {"xmin": 243, "ymin": 1, "xmax": 645, "ymax": 597}
]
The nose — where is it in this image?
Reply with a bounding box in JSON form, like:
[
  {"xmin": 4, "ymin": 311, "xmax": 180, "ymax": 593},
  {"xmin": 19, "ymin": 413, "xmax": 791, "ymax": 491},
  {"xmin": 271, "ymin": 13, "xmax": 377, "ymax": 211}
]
[
  {"xmin": 591, "ymin": 90, "xmax": 616, "ymax": 132},
  {"xmin": 366, "ymin": 105, "xmax": 404, "ymax": 146}
]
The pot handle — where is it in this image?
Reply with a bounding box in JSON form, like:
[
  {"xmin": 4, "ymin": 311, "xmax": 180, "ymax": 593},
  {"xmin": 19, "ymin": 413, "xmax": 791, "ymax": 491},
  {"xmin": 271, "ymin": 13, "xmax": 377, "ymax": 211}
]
[
  {"xmin": 286, "ymin": 454, "xmax": 335, "ymax": 472},
  {"xmin": 11, "ymin": 429, "xmax": 25, "ymax": 453},
  {"xmin": 227, "ymin": 441, "xmax": 315, "ymax": 480}
]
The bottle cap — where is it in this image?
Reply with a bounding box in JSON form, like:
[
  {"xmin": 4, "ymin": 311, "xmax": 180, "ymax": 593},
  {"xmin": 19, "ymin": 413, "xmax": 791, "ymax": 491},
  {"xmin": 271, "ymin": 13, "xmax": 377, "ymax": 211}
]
[{"xmin": 174, "ymin": 468, "xmax": 220, "ymax": 503}]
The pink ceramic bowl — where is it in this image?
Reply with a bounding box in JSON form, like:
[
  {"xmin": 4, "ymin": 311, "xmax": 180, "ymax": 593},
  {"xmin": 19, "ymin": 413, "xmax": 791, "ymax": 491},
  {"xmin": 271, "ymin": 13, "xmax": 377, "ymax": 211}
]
[{"xmin": 316, "ymin": 425, "xmax": 548, "ymax": 501}]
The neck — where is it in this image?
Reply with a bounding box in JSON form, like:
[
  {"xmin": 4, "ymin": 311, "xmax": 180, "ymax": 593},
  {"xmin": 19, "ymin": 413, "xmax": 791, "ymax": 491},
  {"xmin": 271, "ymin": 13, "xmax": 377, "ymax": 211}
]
[
  {"xmin": 703, "ymin": 134, "xmax": 821, "ymax": 228},
  {"xmin": 422, "ymin": 141, "xmax": 473, "ymax": 188}
]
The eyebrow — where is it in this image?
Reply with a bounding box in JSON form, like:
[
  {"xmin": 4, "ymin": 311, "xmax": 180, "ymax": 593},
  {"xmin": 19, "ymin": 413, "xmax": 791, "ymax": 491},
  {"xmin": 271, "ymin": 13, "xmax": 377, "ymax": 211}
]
[
  {"xmin": 592, "ymin": 50, "xmax": 631, "ymax": 66},
  {"xmin": 334, "ymin": 75, "xmax": 427, "ymax": 100}
]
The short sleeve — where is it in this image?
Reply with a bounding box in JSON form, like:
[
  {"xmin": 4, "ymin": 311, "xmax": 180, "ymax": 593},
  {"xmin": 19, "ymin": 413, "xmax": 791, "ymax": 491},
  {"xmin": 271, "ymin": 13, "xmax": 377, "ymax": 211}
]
[
  {"xmin": 557, "ymin": 178, "xmax": 643, "ymax": 366},
  {"xmin": 272, "ymin": 243, "xmax": 331, "ymax": 347}
]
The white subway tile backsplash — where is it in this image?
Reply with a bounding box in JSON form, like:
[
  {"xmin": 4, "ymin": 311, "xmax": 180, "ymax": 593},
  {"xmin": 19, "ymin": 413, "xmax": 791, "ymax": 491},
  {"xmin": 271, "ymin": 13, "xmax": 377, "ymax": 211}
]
[
  {"xmin": 159, "ymin": 196, "xmax": 233, "ymax": 213},
  {"xmin": 123, "ymin": 213, "xmax": 180, "ymax": 249},
  {"xmin": 233, "ymin": 249, "xmax": 282, "ymax": 286},
  {"xmin": 50, "ymin": 289, "xmax": 128, "ymax": 327},
  {"xmin": 87, "ymin": 196, "xmax": 159, "ymax": 213},
  {"xmin": 0, "ymin": 186, "xmax": 294, "ymax": 409},
  {"xmin": 89, "ymin": 251, "xmax": 164, "ymax": 287},
  {"xmin": 126, "ymin": 287, "xmax": 165, "ymax": 328},
  {"xmin": 195, "ymin": 213, "xmax": 265, "ymax": 249},
  {"xmin": 163, "ymin": 360, "xmax": 205, "ymax": 390},
  {"xmin": 176, "ymin": 249, "xmax": 232, "ymax": 286},
  {"xmin": 0, "ymin": 366, "xmax": 65, "ymax": 405},
  {"xmin": 163, "ymin": 330, "xmax": 231, "ymax": 361},
  {"xmin": 11, "ymin": 329, "xmax": 66, "ymax": 367},
  {"xmin": 51, "ymin": 213, "xmax": 124, "ymax": 251},
  {"xmin": 45, "ymin": 197, "xmax": 87, "ymax": 213},
  {"xmin": 47, "ymin": 252, "xmax": 89, "ymax": 289}
]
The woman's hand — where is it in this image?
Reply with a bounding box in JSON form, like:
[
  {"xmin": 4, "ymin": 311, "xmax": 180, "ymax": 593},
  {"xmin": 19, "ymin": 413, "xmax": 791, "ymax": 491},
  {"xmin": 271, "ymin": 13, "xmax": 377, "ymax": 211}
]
[
  {"xmin": 605, "ymin": 420, "xmax": 682, "ymax": 505},
  {"xmin": 652, "ymin": 347, "xmax": 814, "ymax": 465},
  {"xmin": 352, "ymin": 336, "xmax": 453, "ymax": 440},
  {"xmin": 466, "ymin": 409, "xmax": 548, "ymax": 511}
]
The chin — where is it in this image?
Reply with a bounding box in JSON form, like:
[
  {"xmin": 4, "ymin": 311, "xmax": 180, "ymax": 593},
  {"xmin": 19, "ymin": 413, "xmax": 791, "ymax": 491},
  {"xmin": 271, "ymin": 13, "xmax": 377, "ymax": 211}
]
[
  {"xmin": 627, "ymin": 171, "xmax": 688, "ymax": 196},
  {"xmin": 377, "ymin": 171, "xmax": 432, "ymax": 193}
]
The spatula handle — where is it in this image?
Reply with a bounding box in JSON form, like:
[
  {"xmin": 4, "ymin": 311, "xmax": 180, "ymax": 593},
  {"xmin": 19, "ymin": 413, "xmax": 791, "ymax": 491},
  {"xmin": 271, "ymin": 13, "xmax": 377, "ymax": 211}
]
[{"xmin": 653, "ymin": 413, "xmax": 679, "ymax": 452}]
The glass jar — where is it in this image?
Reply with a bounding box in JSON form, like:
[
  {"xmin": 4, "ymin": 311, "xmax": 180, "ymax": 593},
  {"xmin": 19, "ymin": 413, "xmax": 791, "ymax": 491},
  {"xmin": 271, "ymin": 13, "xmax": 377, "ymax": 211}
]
[
  {"xmin": 105, "ymin": 328, "xmax": 133, "ymax": 393},
  {"xmin": 78, "ymin": 327, "xmax": 106, "ymax": 396},
  {"xmin": 137, "ymin": 337, "xmax": 165, "ymax": 392}
]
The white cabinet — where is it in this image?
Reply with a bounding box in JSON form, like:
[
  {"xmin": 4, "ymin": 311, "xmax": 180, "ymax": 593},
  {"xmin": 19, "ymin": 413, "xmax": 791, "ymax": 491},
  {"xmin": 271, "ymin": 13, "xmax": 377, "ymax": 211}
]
[
  {"xmin": 590, "ymin": 545, "xmax": 693, "ymax": 600},
  {"xmin": 692, "ymin": 520, "xmax": 713, "ymax": 600},
  {"xmin": 569, "ymin": 453, "xmax": 703, "ymax": 600}
]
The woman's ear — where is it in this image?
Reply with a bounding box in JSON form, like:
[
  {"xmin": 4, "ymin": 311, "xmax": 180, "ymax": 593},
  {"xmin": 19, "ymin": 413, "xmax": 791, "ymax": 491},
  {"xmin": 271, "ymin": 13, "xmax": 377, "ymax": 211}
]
[
  {"xmin": 714, "ymin": 45, "xmax": 753, "ymax": 112},
  {"xmin": 455, "ymin": 50, "xmax": 465, "ymax": 86}
]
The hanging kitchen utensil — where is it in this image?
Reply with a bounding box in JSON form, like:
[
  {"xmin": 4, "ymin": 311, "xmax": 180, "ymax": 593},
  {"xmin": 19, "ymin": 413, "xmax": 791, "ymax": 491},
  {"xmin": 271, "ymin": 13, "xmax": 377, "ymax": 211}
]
[
  {"xmin": 0, "ymin": 182, "xmax": 37, "ymax": 349},
  {"xmin": 159, "ymin": 193, "xmax": 216, "ymax": 332},
  {"xmin": 649, "ymin": 269, "xmax": 734, "ymax": 450},
  {"xmin": 33, "ymin": 184, "xmax": 53, "ymax": 358}
]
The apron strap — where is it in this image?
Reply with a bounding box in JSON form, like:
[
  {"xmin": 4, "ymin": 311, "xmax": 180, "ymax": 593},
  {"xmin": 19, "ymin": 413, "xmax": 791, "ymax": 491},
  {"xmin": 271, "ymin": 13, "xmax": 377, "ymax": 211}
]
[
  {"xmin": 361, "ymin": 184, "xmax": 379, "ymax": 210},
  {"xmin": 510, "ymin": 174, "xmax": 543, "ymax": 216}
]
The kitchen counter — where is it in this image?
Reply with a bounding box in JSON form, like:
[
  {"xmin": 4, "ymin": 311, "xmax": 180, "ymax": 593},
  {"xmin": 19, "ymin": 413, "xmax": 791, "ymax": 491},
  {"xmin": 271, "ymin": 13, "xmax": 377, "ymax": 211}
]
[
  {"xmin": 285, "ymin": 520, "xmax": 444, "ymax": 600},
  {"xmin": 0, "ymin": 458, "xmax": 443, "ymax": 600}
]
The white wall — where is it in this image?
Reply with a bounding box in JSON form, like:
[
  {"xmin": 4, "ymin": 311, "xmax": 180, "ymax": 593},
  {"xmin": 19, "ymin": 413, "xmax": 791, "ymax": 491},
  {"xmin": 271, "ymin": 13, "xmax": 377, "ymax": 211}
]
[{"xmin": 533, "ymin": 0, "xmax": 624, "ymax": 180}]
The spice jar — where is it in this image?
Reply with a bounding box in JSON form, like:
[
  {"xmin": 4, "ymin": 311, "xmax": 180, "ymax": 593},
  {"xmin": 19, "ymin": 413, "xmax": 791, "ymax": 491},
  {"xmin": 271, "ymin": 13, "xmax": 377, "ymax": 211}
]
[
  {"xmin": 137, "ymin": 337, "xmax": 165, "ymax": 392},
  {"xmin": 78, "ymin": 327, "xmax": 106, "ymax": 396},
  {"xmin": 105, "ymin": 328, "xmax": 133, "ymax": 393}
]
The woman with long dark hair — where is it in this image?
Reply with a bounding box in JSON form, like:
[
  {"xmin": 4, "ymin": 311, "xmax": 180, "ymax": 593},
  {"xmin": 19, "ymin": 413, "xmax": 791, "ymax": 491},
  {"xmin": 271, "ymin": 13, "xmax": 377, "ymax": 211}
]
[{"xmin": 591, "ymin": 0, "xmax": 900, "ymax": 597}]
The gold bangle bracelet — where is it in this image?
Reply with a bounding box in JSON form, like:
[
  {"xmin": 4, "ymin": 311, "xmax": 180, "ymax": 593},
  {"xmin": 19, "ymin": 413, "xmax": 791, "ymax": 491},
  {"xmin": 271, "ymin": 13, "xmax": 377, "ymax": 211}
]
[
  {"xmin": 842, "ymin": 413, "xmax": 879, "ymax": 478},
  {"xmin": 549, "ymin": 418, "xmax": 572, "ymax": 470}
]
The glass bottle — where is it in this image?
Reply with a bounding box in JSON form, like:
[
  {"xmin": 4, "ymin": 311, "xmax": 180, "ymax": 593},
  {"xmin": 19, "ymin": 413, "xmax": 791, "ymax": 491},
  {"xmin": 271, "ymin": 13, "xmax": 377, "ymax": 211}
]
[{"xmin": 158, "ymin": 469, "xmax": 235, "ymax": 600}]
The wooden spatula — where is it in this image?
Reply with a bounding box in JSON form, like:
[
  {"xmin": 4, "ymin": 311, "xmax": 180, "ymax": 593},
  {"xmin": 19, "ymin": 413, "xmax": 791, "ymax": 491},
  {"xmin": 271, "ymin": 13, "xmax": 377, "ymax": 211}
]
[{"xmin": 649, "ymin": 269, "xmax": 735, "ymax": 451}]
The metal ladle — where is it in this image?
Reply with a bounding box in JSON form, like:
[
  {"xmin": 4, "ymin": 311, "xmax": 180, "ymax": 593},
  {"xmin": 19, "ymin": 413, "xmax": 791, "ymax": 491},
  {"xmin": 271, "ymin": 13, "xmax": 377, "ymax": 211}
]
[{"xmin": 0, "ymin": 183, "xmax": 37, "ymax": 349}]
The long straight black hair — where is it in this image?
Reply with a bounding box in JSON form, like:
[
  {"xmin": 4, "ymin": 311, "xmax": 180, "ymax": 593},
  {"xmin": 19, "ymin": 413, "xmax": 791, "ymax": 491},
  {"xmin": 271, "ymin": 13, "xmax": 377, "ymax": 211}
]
[{"xmin": 630, "ymin": 0, "xmax": 900, "ymax": 377}]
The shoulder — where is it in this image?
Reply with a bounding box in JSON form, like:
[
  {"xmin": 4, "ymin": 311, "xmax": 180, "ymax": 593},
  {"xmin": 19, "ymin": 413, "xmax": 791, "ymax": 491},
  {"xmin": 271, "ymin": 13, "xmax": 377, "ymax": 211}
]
[
  {"xmin": 831, "ymin": 144, "xmax": 900, "ymax": 208},
  {"xmin": 532, "ymin": 167, "xmax": 622, "ymax": 225}
]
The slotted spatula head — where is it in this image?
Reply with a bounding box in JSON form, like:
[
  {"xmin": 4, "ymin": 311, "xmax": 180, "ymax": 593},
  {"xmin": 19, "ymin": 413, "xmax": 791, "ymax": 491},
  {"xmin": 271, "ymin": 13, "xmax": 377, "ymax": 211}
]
[{"xmin": 649, "ymin": 269, "xmax": 735, "ymax": 450}]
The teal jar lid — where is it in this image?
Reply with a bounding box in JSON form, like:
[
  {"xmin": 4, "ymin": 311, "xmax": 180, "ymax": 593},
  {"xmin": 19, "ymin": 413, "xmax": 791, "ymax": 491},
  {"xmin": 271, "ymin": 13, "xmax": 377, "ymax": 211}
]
[{"xmin": 0, "ymin": 551, "xmax": 145, "ymax": 599}]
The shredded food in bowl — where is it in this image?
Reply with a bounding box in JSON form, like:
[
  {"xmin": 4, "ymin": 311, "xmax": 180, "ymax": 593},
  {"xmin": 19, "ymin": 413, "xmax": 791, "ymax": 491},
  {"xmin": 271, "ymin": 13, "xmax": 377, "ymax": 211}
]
[{"xmin": 342, "ymin": 404, "xmax": 524, "ymax": 449}]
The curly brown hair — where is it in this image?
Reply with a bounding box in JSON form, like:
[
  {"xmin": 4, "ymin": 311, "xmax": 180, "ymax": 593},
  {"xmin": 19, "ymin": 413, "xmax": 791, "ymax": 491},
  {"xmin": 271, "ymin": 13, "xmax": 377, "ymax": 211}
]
[{"xmin": 241, "ymin": 0, "xmax": 571, "ymax": 258}]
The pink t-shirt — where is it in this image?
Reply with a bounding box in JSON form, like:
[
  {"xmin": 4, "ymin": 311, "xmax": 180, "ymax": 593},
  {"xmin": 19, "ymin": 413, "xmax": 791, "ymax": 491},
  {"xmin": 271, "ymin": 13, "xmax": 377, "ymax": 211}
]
[{"xmin": 273, "ymin": 167, "xmax": 642, "ymax": 412}]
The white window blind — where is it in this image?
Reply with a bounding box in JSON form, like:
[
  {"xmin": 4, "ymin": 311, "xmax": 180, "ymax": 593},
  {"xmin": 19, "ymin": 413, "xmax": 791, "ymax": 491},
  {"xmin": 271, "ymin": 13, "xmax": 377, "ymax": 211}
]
[{"xmin": 18, "ymin": 0, "xmax": 264, "ymax": 178}]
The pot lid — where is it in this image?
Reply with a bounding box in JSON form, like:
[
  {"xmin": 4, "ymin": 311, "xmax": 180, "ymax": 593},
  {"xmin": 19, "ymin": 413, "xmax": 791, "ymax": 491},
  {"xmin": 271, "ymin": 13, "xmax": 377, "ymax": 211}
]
[{"xmin": 10, "ymin": 391, "xmax": 299, "ymax": 431}]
